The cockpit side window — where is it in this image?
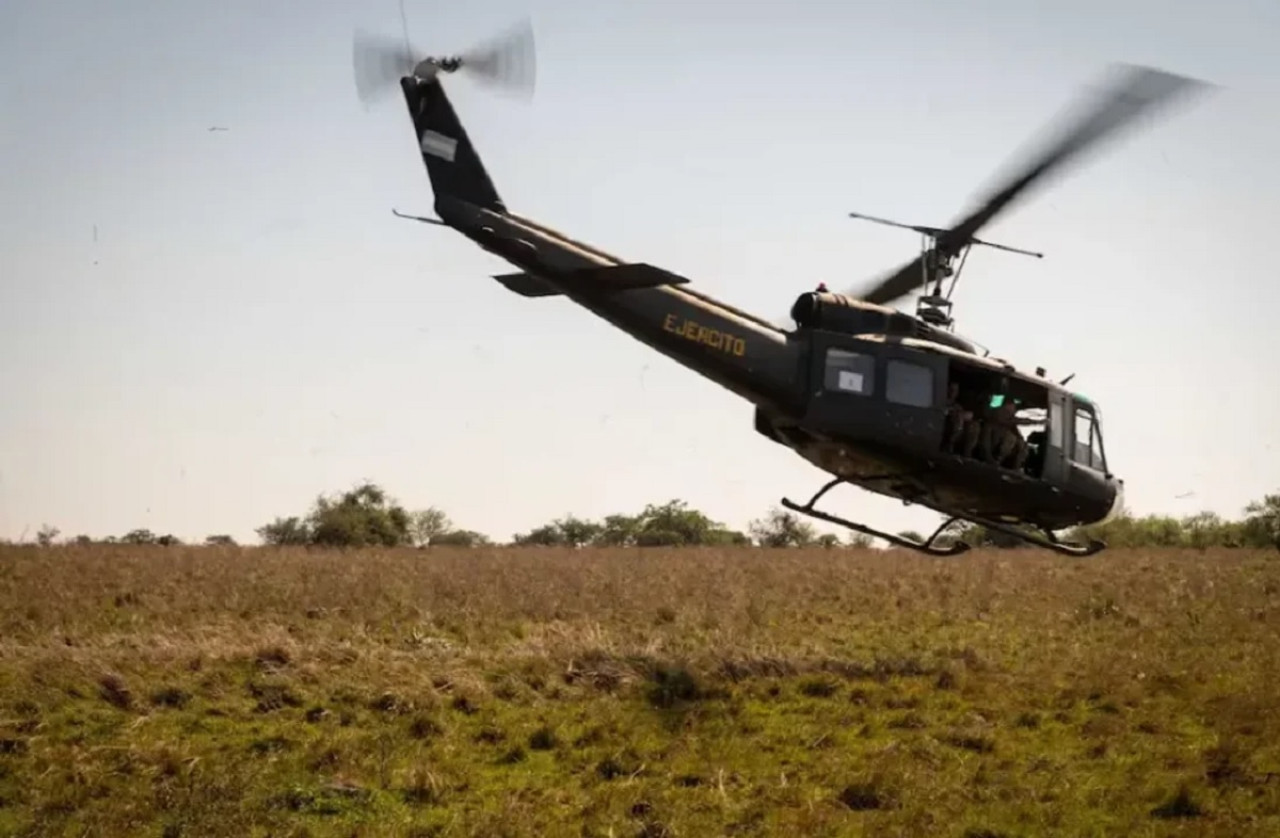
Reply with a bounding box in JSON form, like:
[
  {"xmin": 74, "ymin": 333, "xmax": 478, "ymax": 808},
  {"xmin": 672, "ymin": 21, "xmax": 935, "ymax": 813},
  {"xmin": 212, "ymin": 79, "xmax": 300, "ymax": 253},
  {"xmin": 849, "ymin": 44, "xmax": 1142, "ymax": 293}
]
[
  {"xmin": 1072, "ymin": 401, "xmax": 1107, "ymax": 471},
  {"xmin": 1089, "ymin": 406, "xmax": 1107, "ymax": 472}
]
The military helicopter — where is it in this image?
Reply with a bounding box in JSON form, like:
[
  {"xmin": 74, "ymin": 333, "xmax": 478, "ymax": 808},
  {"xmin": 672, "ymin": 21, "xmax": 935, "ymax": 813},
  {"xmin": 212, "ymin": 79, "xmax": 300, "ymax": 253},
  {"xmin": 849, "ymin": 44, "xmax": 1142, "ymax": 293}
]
[{"xmin": 352, "ymin": 20, "xmax": 1210, "ymax": 557}]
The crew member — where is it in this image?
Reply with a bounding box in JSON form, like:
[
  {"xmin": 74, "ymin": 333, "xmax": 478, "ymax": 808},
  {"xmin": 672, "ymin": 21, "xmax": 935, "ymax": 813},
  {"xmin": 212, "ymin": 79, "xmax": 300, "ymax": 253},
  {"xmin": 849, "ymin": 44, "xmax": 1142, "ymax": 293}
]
[
  {"xmin": 943, "ymin": 382, "xmax": 974, "ymax": 453},
  {"xmin": 960, "ymin": 388, "xmax": 994, "ymax": 459},
  {"xmin": 986, "ymin": 397, "xmax": 1033, "ymax": 470}
]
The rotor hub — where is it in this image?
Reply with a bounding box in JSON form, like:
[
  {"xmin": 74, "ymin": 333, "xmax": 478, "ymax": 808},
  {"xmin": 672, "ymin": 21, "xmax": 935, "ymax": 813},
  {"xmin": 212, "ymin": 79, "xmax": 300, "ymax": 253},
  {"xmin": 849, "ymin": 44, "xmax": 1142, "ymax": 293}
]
[{"xmin": 411, "ymin": 56, "xmax": 463, "ymax": 81}]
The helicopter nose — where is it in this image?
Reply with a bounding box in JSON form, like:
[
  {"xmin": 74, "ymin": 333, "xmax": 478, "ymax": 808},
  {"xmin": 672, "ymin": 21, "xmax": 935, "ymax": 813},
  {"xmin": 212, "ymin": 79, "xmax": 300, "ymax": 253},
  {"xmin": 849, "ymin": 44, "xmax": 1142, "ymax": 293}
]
[{"xmin": 1103, "ymin": 479, "xmax": 1125, "ymax": 523}]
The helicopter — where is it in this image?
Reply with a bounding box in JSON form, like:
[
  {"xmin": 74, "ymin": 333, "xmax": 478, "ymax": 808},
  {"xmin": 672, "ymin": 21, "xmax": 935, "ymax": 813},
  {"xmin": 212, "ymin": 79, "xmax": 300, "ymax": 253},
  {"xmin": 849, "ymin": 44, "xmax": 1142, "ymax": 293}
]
[{"xmin": 351, "ymin": 20, "xmax": 1211, "ymax": 557}]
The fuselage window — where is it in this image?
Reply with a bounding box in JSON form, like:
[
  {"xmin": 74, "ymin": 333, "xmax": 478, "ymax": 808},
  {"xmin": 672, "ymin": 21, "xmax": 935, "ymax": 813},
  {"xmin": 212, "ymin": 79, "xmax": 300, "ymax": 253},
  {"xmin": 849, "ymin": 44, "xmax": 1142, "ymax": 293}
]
[
  {"xmin": 886, "ymin": 360, "xmax": 934, "ymax": 408},
  {"xmin": 824, "ymin": 348, "xmax": 874, "ymax": 395}
]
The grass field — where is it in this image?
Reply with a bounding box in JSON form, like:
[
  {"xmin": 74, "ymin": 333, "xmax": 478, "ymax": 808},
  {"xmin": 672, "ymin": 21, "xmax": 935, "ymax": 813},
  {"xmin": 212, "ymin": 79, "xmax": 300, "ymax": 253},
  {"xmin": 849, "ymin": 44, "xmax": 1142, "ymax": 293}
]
[{"xmin": 1, "ymin": 544, "xmax": 1277, "ymax": 837}]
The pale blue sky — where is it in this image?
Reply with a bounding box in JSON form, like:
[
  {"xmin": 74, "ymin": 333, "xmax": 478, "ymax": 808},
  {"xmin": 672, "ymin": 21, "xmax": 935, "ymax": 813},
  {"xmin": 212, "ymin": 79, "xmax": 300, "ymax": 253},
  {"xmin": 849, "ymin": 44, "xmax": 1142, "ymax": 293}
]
[{"xmin": 2, "ymin": 0, "xmax": 1277, "ymax": 544}]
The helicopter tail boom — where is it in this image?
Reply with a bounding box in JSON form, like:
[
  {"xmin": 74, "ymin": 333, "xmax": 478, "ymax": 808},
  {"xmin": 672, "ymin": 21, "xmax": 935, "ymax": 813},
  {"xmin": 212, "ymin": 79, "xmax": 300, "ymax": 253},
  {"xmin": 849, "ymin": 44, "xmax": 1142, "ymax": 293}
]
[{"xmin": 393, "ymin": 71, "xmax": 805, "ymax": 416}]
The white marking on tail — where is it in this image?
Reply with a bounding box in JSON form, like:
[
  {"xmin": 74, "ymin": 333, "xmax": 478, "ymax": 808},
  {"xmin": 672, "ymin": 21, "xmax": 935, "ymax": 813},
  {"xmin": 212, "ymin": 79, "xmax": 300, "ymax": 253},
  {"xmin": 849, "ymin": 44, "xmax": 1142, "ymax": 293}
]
[{"xmin": 420, "ymin": 129, "xmax": 457, "ymax": 162}]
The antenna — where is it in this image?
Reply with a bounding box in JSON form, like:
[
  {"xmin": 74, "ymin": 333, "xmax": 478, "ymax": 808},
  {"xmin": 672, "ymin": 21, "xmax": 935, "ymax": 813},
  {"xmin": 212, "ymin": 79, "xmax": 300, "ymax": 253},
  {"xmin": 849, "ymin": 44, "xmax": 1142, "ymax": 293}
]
[
  {"xmin": 398, "ymin": 0, "xmax": 412, "ymax": 58},
  {"xmin": 847, "ymin": 211, "xmax": 1044, "ymax": 330},
  {"xmin": 391, "ymin": 208, "xmax": 446, "ymax": 225}
]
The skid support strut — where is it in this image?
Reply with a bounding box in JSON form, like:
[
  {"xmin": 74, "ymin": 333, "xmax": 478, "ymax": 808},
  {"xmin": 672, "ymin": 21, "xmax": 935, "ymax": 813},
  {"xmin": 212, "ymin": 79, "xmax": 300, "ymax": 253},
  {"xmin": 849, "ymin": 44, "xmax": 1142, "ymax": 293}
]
[{"xmin": 780, "ymin": 477, "xmax": 971, "ymax": 556}]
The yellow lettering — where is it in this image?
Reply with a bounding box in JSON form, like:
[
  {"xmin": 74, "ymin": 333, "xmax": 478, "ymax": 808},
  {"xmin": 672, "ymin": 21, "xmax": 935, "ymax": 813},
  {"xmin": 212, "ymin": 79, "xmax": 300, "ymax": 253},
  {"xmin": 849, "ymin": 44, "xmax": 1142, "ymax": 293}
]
[{"xmin": 661, "ymin": 314, "xmax": 747, "ymax": 357}]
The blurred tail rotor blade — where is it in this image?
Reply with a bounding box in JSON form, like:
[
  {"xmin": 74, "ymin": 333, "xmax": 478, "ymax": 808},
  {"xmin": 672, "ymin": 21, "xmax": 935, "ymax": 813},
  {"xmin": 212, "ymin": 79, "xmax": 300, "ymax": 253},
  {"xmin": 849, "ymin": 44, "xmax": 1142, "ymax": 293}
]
[
  {"xmin": 460, "ymin": 17, "xmax": 537, "ymax": 100},
  {"xmin": 353, "ymin": 29, "xmax": 419, "ymax": 106}
]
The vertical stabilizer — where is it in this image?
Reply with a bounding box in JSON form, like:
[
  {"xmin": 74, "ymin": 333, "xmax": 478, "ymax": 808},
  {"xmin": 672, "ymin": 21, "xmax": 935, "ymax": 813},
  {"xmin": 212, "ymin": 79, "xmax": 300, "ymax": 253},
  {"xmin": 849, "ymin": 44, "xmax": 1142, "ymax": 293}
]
[{"xmin": 400, "ymin": 76, "xmax": 505, "ymax": 213}]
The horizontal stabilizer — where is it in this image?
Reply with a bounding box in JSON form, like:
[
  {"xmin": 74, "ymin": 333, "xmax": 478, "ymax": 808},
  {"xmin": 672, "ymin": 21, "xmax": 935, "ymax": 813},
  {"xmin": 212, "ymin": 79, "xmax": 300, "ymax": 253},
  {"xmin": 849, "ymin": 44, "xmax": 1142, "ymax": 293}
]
[
  {"xmin": 492, "ymin": 271, "xmax": 560, "ymax": 297},
  {"xmin": 492, "ymin": 262, "xmax": 692, "ymax": 299}
]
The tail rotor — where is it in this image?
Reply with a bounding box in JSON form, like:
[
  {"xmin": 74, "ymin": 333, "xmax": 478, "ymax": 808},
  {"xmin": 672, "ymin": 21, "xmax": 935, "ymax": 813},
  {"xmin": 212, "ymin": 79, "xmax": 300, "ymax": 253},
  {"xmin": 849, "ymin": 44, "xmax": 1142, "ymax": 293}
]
[
  {"xmin": 351, "ymin": 16, "xmax": 536, "ymax": 108},
  {"xmin": 457, "ymin": 18, "xmax": 536, "ymax": 100},
  {"xmin": 352, "ymin": 29, "xmax": 419, "ymax": 107}
]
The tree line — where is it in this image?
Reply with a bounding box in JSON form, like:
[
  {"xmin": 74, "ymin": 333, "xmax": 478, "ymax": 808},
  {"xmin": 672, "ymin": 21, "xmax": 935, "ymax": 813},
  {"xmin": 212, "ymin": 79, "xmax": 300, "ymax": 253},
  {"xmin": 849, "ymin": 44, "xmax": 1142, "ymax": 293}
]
[{"xmin": 17, "ymin": 482, "xmax": 1279, "ymax": 551}]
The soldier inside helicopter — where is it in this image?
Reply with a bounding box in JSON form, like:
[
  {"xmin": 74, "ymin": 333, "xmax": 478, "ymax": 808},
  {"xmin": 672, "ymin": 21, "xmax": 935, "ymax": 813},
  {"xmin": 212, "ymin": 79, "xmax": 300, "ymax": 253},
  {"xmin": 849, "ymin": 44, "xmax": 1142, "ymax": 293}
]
[{"xmin": 944, "ymin": 371, "xmax": 1046, "ymax": 475}]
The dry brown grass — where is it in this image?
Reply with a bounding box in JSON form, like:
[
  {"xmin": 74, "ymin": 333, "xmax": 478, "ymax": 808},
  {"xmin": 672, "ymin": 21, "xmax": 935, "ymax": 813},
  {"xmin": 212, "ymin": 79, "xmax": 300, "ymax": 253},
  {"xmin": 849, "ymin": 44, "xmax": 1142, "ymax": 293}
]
[{"xmin": 1, "ymin": 543, "xmax": 1278, "ymax": 836}]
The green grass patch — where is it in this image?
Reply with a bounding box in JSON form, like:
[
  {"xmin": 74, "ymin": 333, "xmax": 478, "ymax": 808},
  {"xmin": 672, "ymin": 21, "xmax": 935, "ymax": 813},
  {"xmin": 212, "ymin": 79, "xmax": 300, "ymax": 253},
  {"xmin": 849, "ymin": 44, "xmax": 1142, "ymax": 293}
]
[{"xmin": 0, "ymin": 544, "xmax": 1278, "ymax": 835}]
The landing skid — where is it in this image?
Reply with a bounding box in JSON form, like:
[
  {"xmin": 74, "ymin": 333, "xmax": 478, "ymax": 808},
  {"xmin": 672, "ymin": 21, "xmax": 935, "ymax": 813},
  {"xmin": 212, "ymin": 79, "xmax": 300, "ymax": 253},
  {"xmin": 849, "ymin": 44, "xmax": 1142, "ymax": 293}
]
[
  {"xmin": 780, "ymin": 477, "xmax": 1108, "ymax": 558},
  {"xmin": 941, "ymin": 506, "xmax": 1107, "ymax": 557},
  {"xmin": 781, "ymin": 477, "xmax": 971, "ymax": 557}
]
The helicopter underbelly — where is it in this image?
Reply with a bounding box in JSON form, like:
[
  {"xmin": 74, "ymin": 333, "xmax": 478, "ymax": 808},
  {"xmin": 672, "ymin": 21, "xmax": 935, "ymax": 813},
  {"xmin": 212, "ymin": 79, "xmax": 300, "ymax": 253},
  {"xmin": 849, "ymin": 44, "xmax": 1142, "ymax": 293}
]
[
  {"xmin": 790, "ymin": 436, "xmax": 1103, "ymax": 529},
  {"xmin": 803, "ymin": 441, "xmax": 901, "ymax": 484}
]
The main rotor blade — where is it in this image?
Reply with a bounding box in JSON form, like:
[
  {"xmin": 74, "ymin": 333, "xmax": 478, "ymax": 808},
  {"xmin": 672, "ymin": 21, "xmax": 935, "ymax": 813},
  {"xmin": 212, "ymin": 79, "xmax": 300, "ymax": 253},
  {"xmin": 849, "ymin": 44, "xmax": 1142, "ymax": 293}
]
[{"xmin": 848, "ymin": 63, "xmax": 1212, "ymax": 307}]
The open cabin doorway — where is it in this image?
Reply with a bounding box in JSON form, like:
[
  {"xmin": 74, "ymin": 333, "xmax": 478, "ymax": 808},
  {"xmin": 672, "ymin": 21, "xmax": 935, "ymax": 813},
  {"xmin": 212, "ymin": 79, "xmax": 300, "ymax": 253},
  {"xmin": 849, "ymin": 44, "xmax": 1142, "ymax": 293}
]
[{"xmin": 944, "ymin": 360, "xmax": 1052, "ymax": 479}]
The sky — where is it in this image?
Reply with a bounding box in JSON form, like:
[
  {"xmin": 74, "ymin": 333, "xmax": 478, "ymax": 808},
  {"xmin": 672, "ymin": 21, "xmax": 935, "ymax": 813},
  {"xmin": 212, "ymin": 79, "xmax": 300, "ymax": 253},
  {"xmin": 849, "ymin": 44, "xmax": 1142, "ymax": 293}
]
[{"xmin": 1, "ymin": 0, "xmax": 1278, "ymax": 545}]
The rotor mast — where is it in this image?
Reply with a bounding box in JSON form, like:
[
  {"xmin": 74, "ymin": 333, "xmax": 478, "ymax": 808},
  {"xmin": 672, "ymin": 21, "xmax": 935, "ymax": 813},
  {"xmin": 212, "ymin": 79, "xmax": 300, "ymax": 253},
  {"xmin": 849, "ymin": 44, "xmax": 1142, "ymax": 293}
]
[{"xmin": 847, "ymin": 211, "xmax": 1043, "ymax": 330}]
